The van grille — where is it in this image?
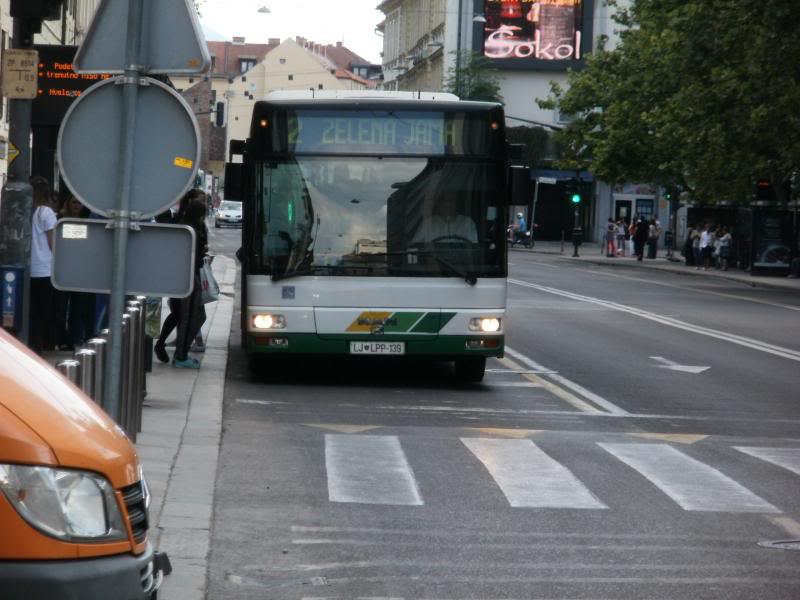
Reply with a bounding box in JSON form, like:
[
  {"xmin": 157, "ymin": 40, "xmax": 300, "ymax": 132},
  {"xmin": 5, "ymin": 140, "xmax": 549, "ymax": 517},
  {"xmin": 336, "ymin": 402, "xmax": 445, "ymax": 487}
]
[{"xmin": 121, "ymin": 481, "xmax": 149, "ymax": 544}]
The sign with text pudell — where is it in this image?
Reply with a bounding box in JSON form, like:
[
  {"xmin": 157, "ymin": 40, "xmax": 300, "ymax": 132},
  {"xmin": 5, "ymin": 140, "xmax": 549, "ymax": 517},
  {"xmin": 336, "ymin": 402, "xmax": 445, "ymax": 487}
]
[
  {"xmin": 32, "ymin": 45, "xmax": 112, "ymax": 127},
  {"xmin": 481, "ymin": 0, "xmax": 594, "ymax": 71}
]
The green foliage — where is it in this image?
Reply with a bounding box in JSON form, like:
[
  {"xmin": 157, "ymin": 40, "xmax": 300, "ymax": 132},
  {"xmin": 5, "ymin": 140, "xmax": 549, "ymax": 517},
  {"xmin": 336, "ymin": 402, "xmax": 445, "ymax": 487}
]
[
  {"xmin": 445, "ymin": 51, "xmax": 503, "ymax": 103},
  {"xmin": 539, "ymin": 0, "xmax": 800, "ymax": 204}
]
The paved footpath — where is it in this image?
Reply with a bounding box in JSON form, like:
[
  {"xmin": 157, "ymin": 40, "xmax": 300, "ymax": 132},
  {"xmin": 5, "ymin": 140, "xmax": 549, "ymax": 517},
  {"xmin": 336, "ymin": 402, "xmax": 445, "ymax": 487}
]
[
  {"xmin": 136, "ymin": 255, "xmax": 235, "ymax": 600},
  {"xmin": 515, "ymin": 240, "xmax": 800, "ymax": 292}
]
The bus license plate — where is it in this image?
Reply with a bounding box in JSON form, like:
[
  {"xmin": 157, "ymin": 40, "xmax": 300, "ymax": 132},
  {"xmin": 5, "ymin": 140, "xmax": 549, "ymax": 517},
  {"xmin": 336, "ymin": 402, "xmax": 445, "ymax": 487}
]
[{"xmin": 350, "ymin": 341, "xmax": 405, "ymax": 355}]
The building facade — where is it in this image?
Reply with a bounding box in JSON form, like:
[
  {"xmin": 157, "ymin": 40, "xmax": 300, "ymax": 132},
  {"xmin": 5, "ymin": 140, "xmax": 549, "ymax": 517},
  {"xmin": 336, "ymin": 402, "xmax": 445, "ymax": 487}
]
[{"xmin": 0, "ymin": 0, "xmax": 100, "ymax": 186}]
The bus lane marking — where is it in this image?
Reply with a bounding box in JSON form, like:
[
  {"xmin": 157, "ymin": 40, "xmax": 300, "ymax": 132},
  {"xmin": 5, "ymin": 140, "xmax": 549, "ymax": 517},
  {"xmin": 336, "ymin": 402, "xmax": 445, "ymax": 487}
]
[
  {"xmin": 508, "ymin": 278, "xmax": 800, "ymax": 363},
  {"xmin": 503, "ymin": 348, "xmax": 630, "ymax": 416}
]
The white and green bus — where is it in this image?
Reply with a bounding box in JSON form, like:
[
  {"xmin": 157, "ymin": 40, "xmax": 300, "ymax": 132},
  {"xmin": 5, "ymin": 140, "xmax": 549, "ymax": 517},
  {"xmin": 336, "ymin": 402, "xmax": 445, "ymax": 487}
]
[{"xmin": 226, "ymin": 91, "xmax": 529, "ymax": 381}]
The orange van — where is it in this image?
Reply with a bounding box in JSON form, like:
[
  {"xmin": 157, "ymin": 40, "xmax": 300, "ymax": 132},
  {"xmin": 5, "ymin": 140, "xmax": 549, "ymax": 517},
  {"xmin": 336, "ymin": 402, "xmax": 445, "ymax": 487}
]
[{"xmin": 0, "ymin": 328, "xmax": 163, "ymax": 599}]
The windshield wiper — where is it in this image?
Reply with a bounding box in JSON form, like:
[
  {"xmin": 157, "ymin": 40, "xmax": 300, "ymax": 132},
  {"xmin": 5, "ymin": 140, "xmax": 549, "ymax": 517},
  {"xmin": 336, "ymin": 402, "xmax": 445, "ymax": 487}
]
[{"xmin": 375, "ymin": 250, "xmax": 477, "ymax": 286}]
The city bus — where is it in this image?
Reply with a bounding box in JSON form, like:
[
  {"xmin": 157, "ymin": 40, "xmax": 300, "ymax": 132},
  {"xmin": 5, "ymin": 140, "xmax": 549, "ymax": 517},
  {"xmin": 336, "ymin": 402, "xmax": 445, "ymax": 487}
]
[{"xmin": 226, "ymin": 90, "xmax": 529, "ymax": 381}]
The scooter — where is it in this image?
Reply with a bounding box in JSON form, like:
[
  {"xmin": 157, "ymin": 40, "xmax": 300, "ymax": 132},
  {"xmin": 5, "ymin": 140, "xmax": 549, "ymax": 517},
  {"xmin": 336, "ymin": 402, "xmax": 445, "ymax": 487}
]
[{"xmin": 507, "ymin": 226, "xmax": 534, "ymax": 249}]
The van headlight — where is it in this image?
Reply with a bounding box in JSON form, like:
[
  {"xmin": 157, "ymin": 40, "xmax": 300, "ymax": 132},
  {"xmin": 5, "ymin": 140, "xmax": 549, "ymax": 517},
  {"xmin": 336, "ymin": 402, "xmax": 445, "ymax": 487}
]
[{"xmin": 0, "ymin": 464, "xmax": 127, "ymax": 541}]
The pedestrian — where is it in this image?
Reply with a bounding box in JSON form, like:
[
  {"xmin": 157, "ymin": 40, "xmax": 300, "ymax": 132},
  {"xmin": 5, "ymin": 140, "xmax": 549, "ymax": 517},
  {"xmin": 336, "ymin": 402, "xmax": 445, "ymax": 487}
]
[
  {"xmin": 171, "ymin": 195, "xmax": 208, "ymax": 368},
  {"xmin": 683, "ymin": 224, "xmax": 695, "ymax": 266},
  {"xmin": 28, "ymin": 179, "xmax": 58, "ymax": 354},
  {"xmin": 615, "ymin": 220, "xmax": 626, "ymax": 256},
  {"xmin": 717, "ymin": 226, "xmax": 732, "ymax": 271},
  {"xmin": 646, "ymin": 219, "xmax": 660, "ymax": 259},
  {"xmin": 632, "ymin": 216, "xmax": 649, "ymax": 261},
  {"xmin": 699, "ymin": 223, "xmax": 714, "ymax": 270},
  {"xmin": 604, "ymin": 218, "xmax": 616, "ymax": 257},
  {"xmin": 691, "ymin": 225, "xmax": 701, "ymax": 268},
  {"xmin": 154, "ymin": 189, "xmax": 207, "ymax": 363}
]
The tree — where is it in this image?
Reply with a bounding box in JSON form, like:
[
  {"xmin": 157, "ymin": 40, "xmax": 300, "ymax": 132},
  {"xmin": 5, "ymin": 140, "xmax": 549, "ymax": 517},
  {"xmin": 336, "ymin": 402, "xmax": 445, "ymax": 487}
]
[
  {"xmin": 445, "ymin": 51, "xmax": 503, "ymax": 103},
  {"xmin": 538, "ymin": 0, "xmax": 800, "ymax": 204}
]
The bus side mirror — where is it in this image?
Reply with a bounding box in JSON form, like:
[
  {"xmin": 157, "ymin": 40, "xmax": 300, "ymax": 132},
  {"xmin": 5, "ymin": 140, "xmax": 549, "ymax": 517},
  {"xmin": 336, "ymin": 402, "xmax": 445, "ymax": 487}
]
[
  {"xmin": 229, "ymin": 139, "xmax": 246, "ymax": 158},
  {"xmin": 224, "ymin": 163, "xmax": 243, "ymax": 201},
  {"xmin": 510, "ymin": 166, "xmax": 531, "ymax": 206}
]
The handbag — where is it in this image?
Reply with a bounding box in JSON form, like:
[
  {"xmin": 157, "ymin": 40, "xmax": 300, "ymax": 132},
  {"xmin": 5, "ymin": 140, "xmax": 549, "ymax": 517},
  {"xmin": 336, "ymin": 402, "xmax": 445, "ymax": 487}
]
[{"xmin": 199, "ymin": 257, "xmax": 220, "ymax": 304}]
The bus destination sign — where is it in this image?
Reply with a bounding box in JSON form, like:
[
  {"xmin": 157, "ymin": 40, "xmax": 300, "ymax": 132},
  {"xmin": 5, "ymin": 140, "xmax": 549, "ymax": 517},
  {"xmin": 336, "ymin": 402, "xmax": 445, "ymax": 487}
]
[
  {"xmin": 33, "ymin": 45, "xmax": 111, "ymax": 126},
  {"xmin": 282, "ymin": 111, "xmax": 493, "ymax": 156}
]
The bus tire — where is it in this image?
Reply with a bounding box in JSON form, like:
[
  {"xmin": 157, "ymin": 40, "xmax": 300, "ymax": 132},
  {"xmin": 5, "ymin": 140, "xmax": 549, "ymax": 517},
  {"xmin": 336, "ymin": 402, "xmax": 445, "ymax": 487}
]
[
  {"xmin": 248, "ymin": 355, "xmax": 268, "ymax": 376},
  {"xmin": 454, "ymin": 357, "xmax": 486, "ymax": 383}
]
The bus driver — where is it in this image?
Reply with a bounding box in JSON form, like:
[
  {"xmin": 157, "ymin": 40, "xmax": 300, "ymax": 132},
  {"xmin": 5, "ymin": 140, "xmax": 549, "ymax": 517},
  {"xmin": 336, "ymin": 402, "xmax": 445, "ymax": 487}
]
[{"xmin": 415, "ymin": 190, "xmax": 478, "ymax": 245}]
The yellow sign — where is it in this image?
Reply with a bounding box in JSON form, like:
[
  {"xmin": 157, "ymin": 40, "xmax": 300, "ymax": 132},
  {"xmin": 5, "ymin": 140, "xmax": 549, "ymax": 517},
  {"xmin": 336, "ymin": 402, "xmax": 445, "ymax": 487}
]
[
  {"xmin": 173, "ymin": 157, "xmax": 194, "ymax": 169},
  {"xmin": 7, "ymin": 142, "xmax": 20, "ymax": 166},
  {"xmin": 1, "ymin": 49, "xmax": 39, "ymax": 100}
]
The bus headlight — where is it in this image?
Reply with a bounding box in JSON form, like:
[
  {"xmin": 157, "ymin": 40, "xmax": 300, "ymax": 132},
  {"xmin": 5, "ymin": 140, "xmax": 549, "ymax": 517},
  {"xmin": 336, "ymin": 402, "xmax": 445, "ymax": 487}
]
[
  {"xmin": 253, "ymin": 314, "xmax": 286, "ymax": 330},
  {"xmin": 0, "ymin": 464, "xmax": 127, "ymax": 541},
  {"xmin": 469, "ymin": 317, "xmax": 502, "ymax": 333}
]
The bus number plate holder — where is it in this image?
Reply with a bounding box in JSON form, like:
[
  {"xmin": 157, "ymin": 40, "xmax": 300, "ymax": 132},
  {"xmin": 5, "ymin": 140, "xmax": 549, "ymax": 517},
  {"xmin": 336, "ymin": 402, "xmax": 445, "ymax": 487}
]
[{"xmin": 350, "ymin": 341, "xmax": 405, "ymax": 355}]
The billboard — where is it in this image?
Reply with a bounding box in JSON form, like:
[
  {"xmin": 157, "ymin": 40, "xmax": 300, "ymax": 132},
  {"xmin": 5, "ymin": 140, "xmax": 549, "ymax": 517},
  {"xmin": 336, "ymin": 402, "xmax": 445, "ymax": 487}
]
[{"xmin": 480, "ymin": 0, "xmax": 593, "ymax": 70}]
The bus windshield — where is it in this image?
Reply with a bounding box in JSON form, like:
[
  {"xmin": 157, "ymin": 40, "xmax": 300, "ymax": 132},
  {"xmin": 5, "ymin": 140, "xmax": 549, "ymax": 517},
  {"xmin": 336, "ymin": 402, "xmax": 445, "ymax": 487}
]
[{"xmin": 255, "ymin": 156, "xmax": 505, "ymax": 279}]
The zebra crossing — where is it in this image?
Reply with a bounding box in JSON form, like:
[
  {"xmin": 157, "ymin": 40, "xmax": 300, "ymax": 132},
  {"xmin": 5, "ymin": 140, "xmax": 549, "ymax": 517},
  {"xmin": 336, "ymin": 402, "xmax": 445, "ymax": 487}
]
[{"xmin": 324, "ymin": 434, "xmax": 800, "ymax": 514}]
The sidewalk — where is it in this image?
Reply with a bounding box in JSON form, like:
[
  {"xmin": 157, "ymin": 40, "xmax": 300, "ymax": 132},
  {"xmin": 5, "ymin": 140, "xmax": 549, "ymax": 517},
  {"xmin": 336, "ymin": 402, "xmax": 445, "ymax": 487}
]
[
  {"xmin": 44, "ymin": 255, "xmax": 236, "ymax": 600},
  {"xmin": 515, "ymin": 241, "xmax": 800, "ymax": 292}
]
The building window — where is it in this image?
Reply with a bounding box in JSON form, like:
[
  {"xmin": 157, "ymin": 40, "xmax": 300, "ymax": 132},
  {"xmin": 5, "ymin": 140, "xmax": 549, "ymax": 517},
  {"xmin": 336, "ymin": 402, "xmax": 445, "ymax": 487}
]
[
  {"xmin": 240, "ymin": 59, "xmax": 256, "ymax": 73},
  {"xmin": 280, "ymin": 58, "xmax": 286, "ymax": 64},
  {"xmin": 318, "ymin": 84, "xmax": 323, "ymax": 89},
  {"xmin": 288, "ymin": 74, "xmax": 293, "ymax": 81}
]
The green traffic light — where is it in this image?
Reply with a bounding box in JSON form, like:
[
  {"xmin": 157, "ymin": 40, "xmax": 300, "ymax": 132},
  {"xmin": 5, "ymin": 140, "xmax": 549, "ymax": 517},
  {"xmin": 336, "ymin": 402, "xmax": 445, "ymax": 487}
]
[{"xmin": 571, "ymin": 194, "xmax": 581, "ymax": 204}]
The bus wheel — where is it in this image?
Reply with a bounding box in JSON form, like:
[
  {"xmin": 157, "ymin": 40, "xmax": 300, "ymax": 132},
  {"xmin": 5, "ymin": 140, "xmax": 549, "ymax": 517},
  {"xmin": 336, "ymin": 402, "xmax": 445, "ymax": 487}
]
[
  {"xmin": 455, "ymin": 357, "xmax": 486, "ymax": 383},
  {"xmin": 248, "ymin": 355, "xmax": 268, "ymax": 376}
]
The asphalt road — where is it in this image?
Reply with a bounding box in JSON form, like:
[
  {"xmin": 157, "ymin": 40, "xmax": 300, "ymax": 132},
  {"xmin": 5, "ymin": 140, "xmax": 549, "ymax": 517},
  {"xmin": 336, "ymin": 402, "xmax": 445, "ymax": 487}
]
[{"xmin": 206, "ymin": 229, "xmax": 800, "ymax": 600}]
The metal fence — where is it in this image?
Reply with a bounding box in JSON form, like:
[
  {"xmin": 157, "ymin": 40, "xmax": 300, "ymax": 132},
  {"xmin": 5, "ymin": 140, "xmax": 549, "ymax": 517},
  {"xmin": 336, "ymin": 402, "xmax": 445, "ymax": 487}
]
[{"xmin": 56, "ymin": 296, "xmax": 149, "ymax": 442}]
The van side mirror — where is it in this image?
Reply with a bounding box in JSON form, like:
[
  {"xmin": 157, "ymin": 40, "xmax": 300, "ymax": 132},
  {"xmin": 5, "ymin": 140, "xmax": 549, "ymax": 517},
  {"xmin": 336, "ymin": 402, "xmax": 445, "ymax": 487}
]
[
  {"xmin": 224, "ymin": 163, "xmax": 243, "ymax": 201},
  {"xmin": 510, "ymin": 166, "xmax": 531, "ymax": 206},
  {"xmin": 229, "ymin": 139, "xmax": 245, "ymax": 158}
]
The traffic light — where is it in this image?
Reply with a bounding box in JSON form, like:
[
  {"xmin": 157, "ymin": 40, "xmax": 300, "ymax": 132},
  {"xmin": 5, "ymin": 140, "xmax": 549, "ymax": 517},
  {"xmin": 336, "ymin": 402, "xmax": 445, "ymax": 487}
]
[
  {"xmin": 215, "ymin": 102, "xmax": 225, "ymax": 127},
  {"xmin": 754, "ymin": 178, "xmax": 776, "ymax": 202},
  {"xmin": 565, "ymin": 179, "xmax": 582, "ymax": 204}
]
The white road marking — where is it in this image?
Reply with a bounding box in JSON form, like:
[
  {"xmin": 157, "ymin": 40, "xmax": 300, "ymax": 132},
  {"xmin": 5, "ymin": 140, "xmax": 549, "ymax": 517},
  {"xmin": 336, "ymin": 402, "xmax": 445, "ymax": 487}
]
[
  {"xmin": 325, "ymin": 434, "xmax": 423, "ymax": 506},
  {"xmin": 509, "ymin": 278, "xmax": 800, "ymax": 363},
  {"xmin": 650, "ymin": 356, "xmax": 710, "ymax": 374},
  {"xmin": 599, "ymin": 443, "xmax": 780, "ymax": 513},
  {"xmin": 735, "ymin": 447, "xmax": 800, "ymax": 476},
  {"xmin": 488, "ymin": 381, "xmax": 543, "ymax": 388},
  {"xmin": 462, "ymin": 438, "xmax": 607, "ymax": 509},
  {"xmin": 505, "ymin": 347, "xmax": 629, "ymax": 416}
]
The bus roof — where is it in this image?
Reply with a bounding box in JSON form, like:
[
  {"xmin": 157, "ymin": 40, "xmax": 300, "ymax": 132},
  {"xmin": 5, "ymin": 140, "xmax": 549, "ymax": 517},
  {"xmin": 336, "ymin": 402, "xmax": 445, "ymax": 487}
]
[{"xmin": 264, "ymin": 90, "xmax": 460, "ymax": 102}]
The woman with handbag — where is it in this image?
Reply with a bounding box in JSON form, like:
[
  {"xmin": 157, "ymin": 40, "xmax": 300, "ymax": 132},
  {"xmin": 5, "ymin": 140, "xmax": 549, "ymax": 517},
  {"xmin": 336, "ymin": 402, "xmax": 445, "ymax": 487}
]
[{"xmin": 171, "ymin": 195, "xmax": 209, "ymax": 368}]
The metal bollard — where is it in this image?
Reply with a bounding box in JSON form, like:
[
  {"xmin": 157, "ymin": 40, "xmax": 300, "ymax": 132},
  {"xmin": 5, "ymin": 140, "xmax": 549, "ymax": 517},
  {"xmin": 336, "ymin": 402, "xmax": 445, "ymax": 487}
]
[
  {"xmin": 86, "ymin": 338, "xmax": 107, "ymax": 406},
  {"xmin": 125, "ymin": 306, "xmax": 142, "ymax": 442},
  {"xmin": 56, "ymin": 359, "xmax": 81, "ymax": 387},
  {"xmin": 127, "ymin": 300, "xmax": 145, "ymax": 432},
  {"xmin": 74, "ymin": 349, "xmax": 97, "ymax": 399},
  {"xmin": 121, "ymin": 313, "xmax": 132, "ymax": 438}
]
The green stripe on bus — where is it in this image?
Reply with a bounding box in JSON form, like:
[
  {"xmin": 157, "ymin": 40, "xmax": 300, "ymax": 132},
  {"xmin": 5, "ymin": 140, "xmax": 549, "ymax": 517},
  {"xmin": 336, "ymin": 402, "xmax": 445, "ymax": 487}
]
[
  {"xmin": 410, "ymin": 313, "xmax": 441, "ymax": 333},
  {"xmin": 384, "ymin": 312, "xmax": 425, "ymax": 333}
]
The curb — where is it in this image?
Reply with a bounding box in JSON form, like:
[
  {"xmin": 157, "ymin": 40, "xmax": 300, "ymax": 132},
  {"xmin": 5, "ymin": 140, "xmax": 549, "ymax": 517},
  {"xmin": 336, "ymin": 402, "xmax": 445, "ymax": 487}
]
[{"xmin": 147, "ymin": 256, "xmax": 236, "ymax": 600}]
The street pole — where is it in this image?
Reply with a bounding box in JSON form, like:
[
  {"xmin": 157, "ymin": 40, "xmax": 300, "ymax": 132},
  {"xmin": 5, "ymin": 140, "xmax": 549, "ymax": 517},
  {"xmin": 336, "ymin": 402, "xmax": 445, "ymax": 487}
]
[
  {"xmin": 103, "ymin": 0, "xmax": 144, "ymax": 423},
  {"xmin": 0, "ymin": 17, "xmax": 37, "ymax": 343},
  {"xmin": 455, "ymin": 0, "xmax": 463, "ymax": 95}
]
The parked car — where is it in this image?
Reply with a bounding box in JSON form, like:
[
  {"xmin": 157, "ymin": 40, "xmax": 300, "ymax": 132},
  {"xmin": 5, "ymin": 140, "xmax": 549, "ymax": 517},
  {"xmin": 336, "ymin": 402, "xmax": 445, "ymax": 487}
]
[
  {"xmin": 0, "ymin": 328, "xmax": 164, "ymax": 599},
  {"xmin": 214, "ymin": 200, "xmax": 243, "ymax": 228}
]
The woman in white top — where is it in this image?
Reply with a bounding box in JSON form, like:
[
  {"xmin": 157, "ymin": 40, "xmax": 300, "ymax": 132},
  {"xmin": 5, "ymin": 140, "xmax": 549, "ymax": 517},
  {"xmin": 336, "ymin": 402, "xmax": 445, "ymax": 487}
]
[
  {"xmin": 29, "ymin": 178, "xmax": 58, "ymax": 353},
  {"xmin": 698, "ymin": 223, "xmax": 715, "ymax": 270},
  {"xmin": 717, "ymin": 226, "xmax": 732, "ymax": 271}
]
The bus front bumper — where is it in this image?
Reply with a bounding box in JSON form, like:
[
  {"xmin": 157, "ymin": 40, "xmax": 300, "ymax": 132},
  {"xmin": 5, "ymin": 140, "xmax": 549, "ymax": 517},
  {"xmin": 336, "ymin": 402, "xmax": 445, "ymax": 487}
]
[{"xmin": 246, "ymin": 333, "xmax": 504, "ymax": 358}]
